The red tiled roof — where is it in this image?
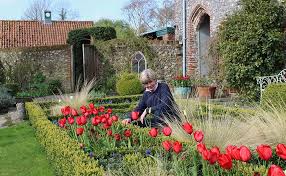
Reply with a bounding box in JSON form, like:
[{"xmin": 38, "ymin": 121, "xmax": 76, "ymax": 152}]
[{"xmin": 0, "ymin": 20, "xmax": 93, "ymax": 49}]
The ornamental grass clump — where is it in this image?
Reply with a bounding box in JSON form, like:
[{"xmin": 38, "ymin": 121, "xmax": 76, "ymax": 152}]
[{"xmin": 50, "ymin": 79, "xmax": 96, "ymax": 116}]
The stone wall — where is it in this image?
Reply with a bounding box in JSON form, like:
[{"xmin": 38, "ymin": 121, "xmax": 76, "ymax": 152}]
[
  {"xmin": 96, "ymin": 40, "xmax": 181, "ymax": 86},
  {"xmin": 0, "ymin": 45, "xmax": 72, "ymax": 92},
  {"xmin": 174, "ymin": 0, "xmax": 239, "ymax": 74}
]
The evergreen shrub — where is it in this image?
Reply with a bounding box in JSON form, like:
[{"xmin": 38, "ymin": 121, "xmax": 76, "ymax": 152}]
[
  {"xmin": 116, "ymin": 73, "xmax": 143, "ymax": 96},
  {"xmin": 261, "ymin": 83, "xmax": 286, "ymax": 109}
]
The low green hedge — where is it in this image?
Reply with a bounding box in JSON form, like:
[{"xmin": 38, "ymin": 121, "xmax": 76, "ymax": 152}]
[
  {"xmin": 25, "ymin": 102, "xmax": 104, "ymax": 176},
  {"xmin": 261, "ymin": 83, "xmax": 286, "ymax": 109},
  {"xmin": 90, "ymin": 94, "xmax": 142, "ymax": 104}
]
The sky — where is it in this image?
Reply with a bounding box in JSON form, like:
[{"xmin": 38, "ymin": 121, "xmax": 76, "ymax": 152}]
[{"xmin": 0, "ymin": 0, "xmax": 130, "ymax": 21}]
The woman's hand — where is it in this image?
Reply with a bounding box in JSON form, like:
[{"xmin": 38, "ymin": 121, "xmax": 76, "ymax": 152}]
[{"xmin": 122, "ymin": 118, "xmax": 131, "ymax": 125}]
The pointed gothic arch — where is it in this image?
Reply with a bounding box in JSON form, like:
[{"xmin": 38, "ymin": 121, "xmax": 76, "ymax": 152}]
[
  {"xmin": 131, "ymin": 51, "xmax": 147, "ymax": 73},
  {"xmin": 190, "ymin": 5, "xmax": 211, "ymax": 76}
]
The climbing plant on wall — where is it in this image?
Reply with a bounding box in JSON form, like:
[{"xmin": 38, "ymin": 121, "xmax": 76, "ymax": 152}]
[{"xmin": 217, "ymin": 0, "xmax": 286, "ymax": 100}]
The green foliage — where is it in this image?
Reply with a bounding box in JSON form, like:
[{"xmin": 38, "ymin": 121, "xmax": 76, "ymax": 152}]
[
  {"xmin": 217, "ymin": 0, "xmax": 286, "ymax": 99},
  {"xmin": 3, "ymin": 83, "xmax": 20, "ymax": 96},
  {"xmin": 0, "ymin": 85, "xmax": 15, "ymax": 110},
  {"xmin": 261, "ymin": 83, "xmax": 286, "ymax": 108},
  {"xmin": 116, "ymin": 73, "xmax": 143, "ymax": 96},
  {"xmin": 67, "ymin": 27, "xmax": 117, "ymax": 46},
  {"xmin": 94, "ymin": 19, "xmax": 136, "ymax": 39},
  {"xmin": 25, "ymin": 102, "xmax": 104, "ymax": 176},
  {"xmin": 16, "ymin": 72, "xmax": 62, "ymax": 97}
]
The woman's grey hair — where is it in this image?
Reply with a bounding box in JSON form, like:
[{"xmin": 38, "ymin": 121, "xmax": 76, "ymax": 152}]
[{"xmin": 140, "ymin": 69, "xmax": 157, "ymax": 84}]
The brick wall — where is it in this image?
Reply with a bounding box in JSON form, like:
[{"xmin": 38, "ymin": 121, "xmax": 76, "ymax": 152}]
[
  {"xmin": 175, "ymin": 0, "xmax": 239, "ymax": 75},
  {"xmin": 0, "ymin": 45, "xmax": 72, "ymax": 92}
]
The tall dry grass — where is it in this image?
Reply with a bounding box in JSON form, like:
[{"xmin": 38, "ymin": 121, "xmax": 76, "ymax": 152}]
[
  {"xmin": 50, "ymin": 79, "xmax": 96, "ymax": 116},
  {"xmin": 165, "ymin": 98, "xmax": 286, "ymax": 150}
]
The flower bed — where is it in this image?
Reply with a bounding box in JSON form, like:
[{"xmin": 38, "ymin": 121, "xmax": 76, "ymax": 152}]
[{"xmin": 27, "ymin": 97, "xmax": 286, "ymax": 175}]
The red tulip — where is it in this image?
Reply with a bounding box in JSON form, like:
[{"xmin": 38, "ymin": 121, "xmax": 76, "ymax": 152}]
[
  {"xmin": 101, "ymin": 117, "xmax": 107, "ymax": 123},
  {"xmin": 202, "ymin": 149, "xmax": 210, "ymax": 160},
  {"xmin": 162, "ymin": 126, "xmax": 172, "ymax": 136},
  {"xmin": 230, "ymin": 146, "xmax": 241, "ymax": 161},
  {"xmin": 208, "ymin": 146, "xmax": 220, "ymax": 164},
  {"xmin": 225, "ymin": 145, "xmax": 236, "ymax": 155},
  {"xmin": 107, "ymin": 130, "xmax": 112, "ymax": 136},
  {"xmin": 210, "ymin": 146, "xmax": 220, "ymax": 156},
  {"xmin": 256, "ymin": 144, "xmax": 272, "ymax": 161},
  {"xmin": 92, "ymin": 117, "xmax": 99, "ymax": 126},
  {"xmin": 114, "ymin": 133, "xmax": 121, "ymax": 141},
  {"xmin": 102, "ymin": 123, "xmax": 111, "ymax": 129},
  {"xmin": 162, "ymin": 140, "xmax": 172, "ymax": 151},
  {"xmin": 67, "ymin": 117, "xmax": 74, "ymax": 125},
  {"xmin": 112, "ymin": 115, "xmax": 119, "ymax": 122},
  {"xmin": 149, "ymin": 128, "xmax": 158, "ymax": 138},
  {"xmin": 173, "ymin": 141, "xmax": 182, "ymax": 154},
  {"xmin": 194, "ymin": 130, "xmax": 204, "ymax": 142},
  {"xmin": 131, "ymin": 111, "xmax": 140, "ymax": 120},
  {"xmin": 240, "ymin": 146, "xmax": 251, "ymax": 162},
  {"xmin": 80, "ymin": 105, "xmax": 87, "ymax": 114},
  {"xmin": 107, "ymin": 108, "xmax": 112, "ymax": 114},
  {"xmin": 208, "ymin": 150, "xmax": 218, "ymax": 165},
  {"xmin": 124, "ymin": 129, "xmax": 132, "ymax": 137},
  {"xmin": 89, "ymin": 103, "xmax": 95, "ymax": 110},
  {"xmin": 182, "ymin": 122, "xmax": 193, "ymax": 134},
  {"xmin": 218, "ymin": 154, "xmax": 232, "ymax": 170},
  {"xmin": 92, "ymin": 108, "xmax": 98, "ymax": 115},
  {"xmin": 76, "ymin": 116, "xmax": 87, "ymax": 126},
  {"xmin": 61, "ymin": 106, "xmax": 71, "ymax": 116},
  {"xmin": 58, "ymin": 118, "xmax": 66, "ymax": 128},
  {"xmin": 276, "ymin": 143, "xmax": 286, "ymax": 160},
  {"xmin": 107, "ymin": 118, "xmax": 113, "ymax": 126},
  {"xmin": 99, "ymin": 106, "xmax": 105, "ymax": 112},
  {"xmin": 71, "ymin": 108, "xmax": 78, "ymax": 116},
  {"xmin": 267, "ymin": 165, "xmax": 286, "ymax": 176},
  {"xmin": 197, "ymin": 143, "xmax": 207, "ymax": 154},
  {"xmin": 76, "ymin": 128, "xmax": 84, "ymax": 135}
]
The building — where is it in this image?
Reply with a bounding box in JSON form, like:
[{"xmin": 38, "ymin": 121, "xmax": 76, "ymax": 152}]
[
  {"xmin": 0, "ymin": 18, "xmax": 93, "ymax": 91},
  {"xmin": 174, "ymin": 0, "xmax": 239, "ymax": 76}
]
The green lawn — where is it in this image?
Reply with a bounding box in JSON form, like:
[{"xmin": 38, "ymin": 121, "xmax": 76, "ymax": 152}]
[{"xmin": 0, "ymin": 122, "xmax": 54, "ymax": 176}]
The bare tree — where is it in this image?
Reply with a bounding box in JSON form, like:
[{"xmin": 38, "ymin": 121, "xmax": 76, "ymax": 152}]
[
  {"xmin": 154, "ymin": 0, "xmax": 175, "ymax": 28},
  {"xmin": 54, "ymin": 0, "xmax": 79, "ymax": 20},
  {"xmin": 122, "ymin": 0, "xmax": 158, "ymax": 34},
  {"xmin": 22, "ymin": 0, "xmax": 79, "ymax": 21},
  {"xmin": 122, "ymin": 0, "xmax": 175, "ymax": 34},
  {"xmin": 23, "ymin": 0, "xmax": 52, "ymax": 21}
]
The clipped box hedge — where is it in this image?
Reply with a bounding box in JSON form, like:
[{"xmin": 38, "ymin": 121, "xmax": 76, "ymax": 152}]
[
  {"xmin": 90, "ymin": 94, "xmax": 142, "ymax": 104},
  {"xmin": 261, "ymin": 83, "xmax": 286, "ymax": 108},
  {"xmin": 25, "ymin": 102, "xmax": 104, "ymax": 176}
]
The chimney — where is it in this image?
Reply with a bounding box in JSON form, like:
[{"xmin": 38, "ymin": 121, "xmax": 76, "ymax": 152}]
[{"xmin": 44, "ymin": 10, "xmax": 52, "ymax": 24}]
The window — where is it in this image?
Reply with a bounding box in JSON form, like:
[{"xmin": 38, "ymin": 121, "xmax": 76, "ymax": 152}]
[{"xmin": 131, "ymin": 51, "xmax": 147, "ymax": 73}]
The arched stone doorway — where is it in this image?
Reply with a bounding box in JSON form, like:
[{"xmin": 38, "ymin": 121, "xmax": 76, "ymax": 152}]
[{"xmin": 197, "ymin": 14, "xmax": 210, "ymax": 76}]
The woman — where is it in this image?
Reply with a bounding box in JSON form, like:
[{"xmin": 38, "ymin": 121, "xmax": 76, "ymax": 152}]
[{"xmin": 122, "ymin": 69, "xmax": 178, "ymax": 127}]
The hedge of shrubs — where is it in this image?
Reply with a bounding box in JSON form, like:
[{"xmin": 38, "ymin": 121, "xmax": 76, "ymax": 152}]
[
  {"xmin": 25, "ymin": 102, "xmax": 104, "ymax": 176},
  {"xmin": 261, "ymin": 83, "xmax": 286, "ymax": 108},
  {"xmin": 90, "ymin": 94, "xmax": 142, "ymax": 104}
]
